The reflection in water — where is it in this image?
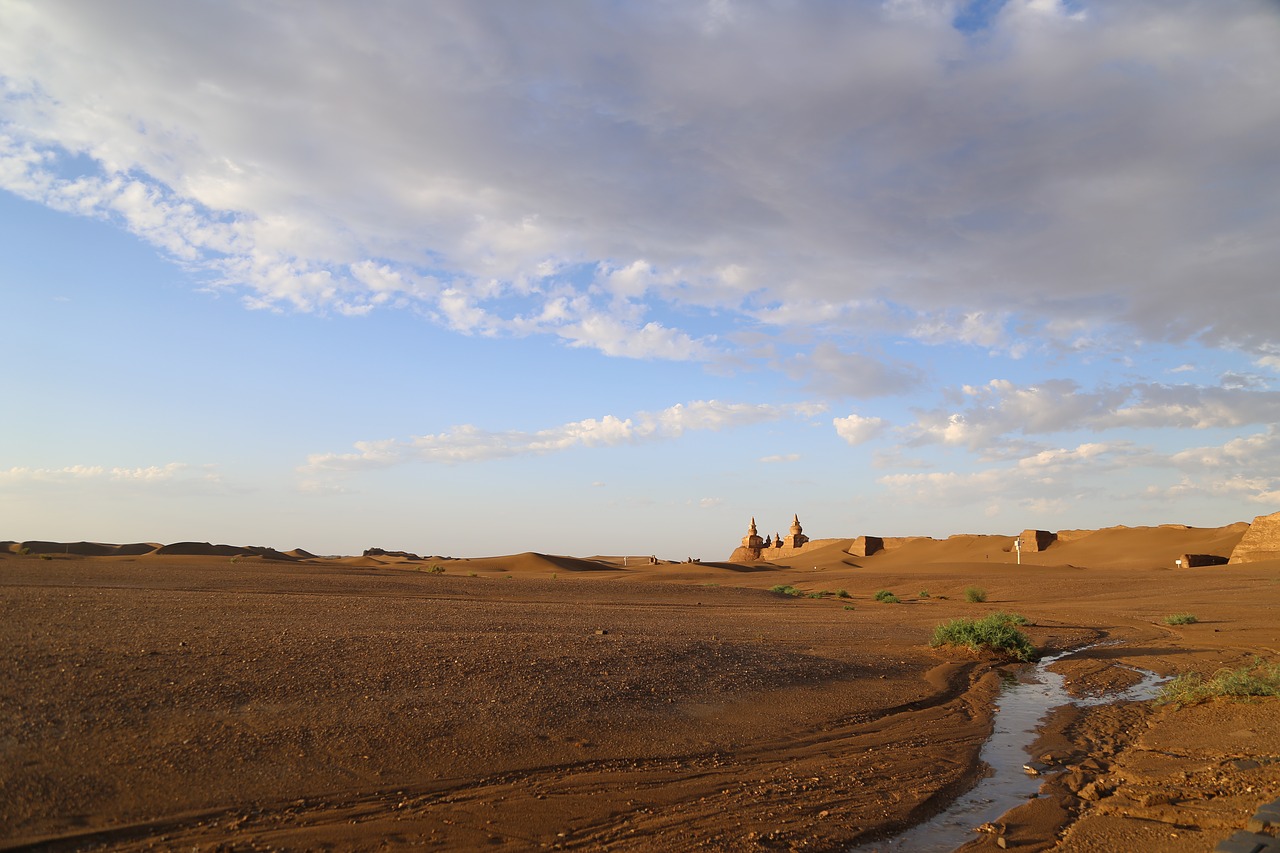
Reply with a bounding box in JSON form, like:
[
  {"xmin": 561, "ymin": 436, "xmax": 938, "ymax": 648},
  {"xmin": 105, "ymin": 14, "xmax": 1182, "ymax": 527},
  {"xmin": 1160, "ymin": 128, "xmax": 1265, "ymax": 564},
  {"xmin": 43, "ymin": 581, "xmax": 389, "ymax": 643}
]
[{"xmin": 848, "ymin": 647, "xmax": 1168, "ymax": 852}]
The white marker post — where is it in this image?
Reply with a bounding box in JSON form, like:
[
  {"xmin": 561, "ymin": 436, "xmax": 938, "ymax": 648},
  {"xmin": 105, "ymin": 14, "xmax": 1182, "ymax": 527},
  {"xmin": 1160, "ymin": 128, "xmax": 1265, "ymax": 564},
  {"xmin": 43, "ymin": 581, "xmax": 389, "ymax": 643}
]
[{"xmin": 1014, "ymin": 537, "xmax": 1022, "ymax": 565}]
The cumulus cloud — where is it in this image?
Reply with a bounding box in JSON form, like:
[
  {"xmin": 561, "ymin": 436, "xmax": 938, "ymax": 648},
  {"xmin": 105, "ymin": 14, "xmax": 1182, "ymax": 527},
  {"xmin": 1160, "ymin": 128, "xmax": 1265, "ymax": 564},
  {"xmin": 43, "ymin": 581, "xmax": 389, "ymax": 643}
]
[
  {"xmin": 1, "ymin": 0, "xmax": 1275, "ymax": 361},
  {"xmin": 833, "ymin": 414, "xmax": 888, "ymax": 446},
  {"xmin": 301, "ymin": 399, "xmax": 826, "ymax": 474}
]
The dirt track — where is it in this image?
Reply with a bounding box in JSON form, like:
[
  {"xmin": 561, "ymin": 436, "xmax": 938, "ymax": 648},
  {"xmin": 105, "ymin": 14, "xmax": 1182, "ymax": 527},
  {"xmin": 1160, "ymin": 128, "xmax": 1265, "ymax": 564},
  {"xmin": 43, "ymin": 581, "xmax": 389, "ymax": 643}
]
[{"xmin": 2, "ymin": 542, "xmax": 1278, "ymax": 851}]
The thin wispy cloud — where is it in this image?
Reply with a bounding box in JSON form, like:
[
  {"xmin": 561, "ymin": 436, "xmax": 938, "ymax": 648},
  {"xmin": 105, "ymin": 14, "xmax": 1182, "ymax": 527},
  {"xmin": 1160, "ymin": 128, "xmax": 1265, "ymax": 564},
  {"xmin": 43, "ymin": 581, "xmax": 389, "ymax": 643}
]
[
  {"xmin": 1, "ymin": 463, "xmax": 222, "ymax": 488},
  {"xmin": 301, "ymin": 400, "xmax": 827, "ymax": 475},
  {"xmin": 906, "ymin": 379, "xmax": 1280, "ymax": 452}
]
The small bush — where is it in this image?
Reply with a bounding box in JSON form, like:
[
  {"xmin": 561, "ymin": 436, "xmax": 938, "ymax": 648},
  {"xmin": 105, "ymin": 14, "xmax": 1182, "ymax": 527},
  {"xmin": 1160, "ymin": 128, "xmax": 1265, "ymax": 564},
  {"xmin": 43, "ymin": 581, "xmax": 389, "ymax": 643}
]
[
  {"xmin": 770, "ymin": 584, "xmax": 803, "ymax": 597},
  {"xmin": 964, "ymin": 586, "xmax": 987, "ymax": 603},
  {"xmin": 919, "ymin": 589, "xmax": 931, "ymax": 598},
  {"xmin": 1163, "ymin": 613, "xmax": 1198, "ymax": 625},
  {"xmin": 836, "ymin": 589, "xmax": 851, "ymax": 599},
  {"xmin": 874, "ymin": 589, "xmax": 900, "ymax": 604},
  {"xmin": 843, "ymin": 605, "xmax": 855, "ymax": 611},
  {"xmin": 931, "ymin": 612, "xmax": 1037, "ymax": 661},
  {"xmin": 39, "ymin": 554, "xmax": 53, "ymax": 561},
  {"xmin": 429, "ymin": 564, "xmax": 445, "ymax": 574},
  {"xmin": 16, "ymin": 547, "xmax": 30, "ymax": 556},
  {"xmin": 1157, "ymin": 658, "xmax": 1280, "ymax": 706}
]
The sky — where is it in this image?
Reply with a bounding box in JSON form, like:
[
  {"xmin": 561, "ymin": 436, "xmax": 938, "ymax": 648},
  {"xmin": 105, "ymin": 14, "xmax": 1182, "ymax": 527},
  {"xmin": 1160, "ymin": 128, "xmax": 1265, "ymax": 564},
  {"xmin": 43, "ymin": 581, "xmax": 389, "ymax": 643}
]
[{"xmin": 3, "ymin": 0, "xmax": 1279, "ymax": 559}]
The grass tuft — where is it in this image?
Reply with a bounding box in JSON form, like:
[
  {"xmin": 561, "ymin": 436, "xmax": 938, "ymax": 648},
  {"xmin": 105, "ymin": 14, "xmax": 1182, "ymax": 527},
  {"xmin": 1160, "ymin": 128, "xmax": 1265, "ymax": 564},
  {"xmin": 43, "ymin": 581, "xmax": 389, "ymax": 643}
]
[
  {"xmin": 1157, "ymin": 658, "xmax": 1280, "ymax": 706},
  {"xmin": 930, "ymin": 612, "xmax": 1037, "ymax": 661},
  {"xmin": 770, "ymin": 584, "xmax": 803, "ymax": 597},
  {"xmin": 964, "ymin": 586, "xmax": 987, "ymax": 603},
  {"xmin": 874, "ymin": 589, "xmax": 900, "ymax": 604},
  {"xmin": 1162, "ymin": 613, "xmax": 1198, "ymax": 625}
]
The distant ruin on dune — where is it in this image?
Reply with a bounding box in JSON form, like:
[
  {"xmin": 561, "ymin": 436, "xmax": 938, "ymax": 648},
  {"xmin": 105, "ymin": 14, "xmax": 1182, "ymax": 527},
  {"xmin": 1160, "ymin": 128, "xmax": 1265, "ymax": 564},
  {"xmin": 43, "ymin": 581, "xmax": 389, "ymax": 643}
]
[
  {"xmin": 729, "ymin": 515, "xmax": 812, "ymax": 562},
  {"xmin": 1228, "ymin": 509, "xmax": 1280, "ymax": 563},
  {"xmin": 726, "ymin": 510, "xmax": 1280, "ymax": 567}
]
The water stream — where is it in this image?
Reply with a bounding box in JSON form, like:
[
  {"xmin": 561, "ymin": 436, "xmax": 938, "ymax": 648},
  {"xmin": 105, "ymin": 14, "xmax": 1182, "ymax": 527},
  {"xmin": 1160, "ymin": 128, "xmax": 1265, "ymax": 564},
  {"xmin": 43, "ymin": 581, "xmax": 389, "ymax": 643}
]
[{"xmin": 848, "ymin": 646, "xmax": 1169, "ymax": 852}]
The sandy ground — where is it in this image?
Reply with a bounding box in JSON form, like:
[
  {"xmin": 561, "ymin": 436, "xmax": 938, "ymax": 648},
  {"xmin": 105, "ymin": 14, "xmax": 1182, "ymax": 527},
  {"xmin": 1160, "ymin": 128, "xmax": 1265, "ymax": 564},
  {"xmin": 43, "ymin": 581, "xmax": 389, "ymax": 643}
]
[{"xmin": 2, "ymin": 527, "xmax": 1278, "ymax": 851}]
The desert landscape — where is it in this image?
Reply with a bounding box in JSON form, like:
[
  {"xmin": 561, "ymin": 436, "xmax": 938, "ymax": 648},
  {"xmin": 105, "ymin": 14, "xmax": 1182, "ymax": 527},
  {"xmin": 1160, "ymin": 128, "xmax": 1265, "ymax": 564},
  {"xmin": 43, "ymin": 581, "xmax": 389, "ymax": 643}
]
[{"xmin": 3, "ymin": 517, "xmax": 1279, "ymax": 852}]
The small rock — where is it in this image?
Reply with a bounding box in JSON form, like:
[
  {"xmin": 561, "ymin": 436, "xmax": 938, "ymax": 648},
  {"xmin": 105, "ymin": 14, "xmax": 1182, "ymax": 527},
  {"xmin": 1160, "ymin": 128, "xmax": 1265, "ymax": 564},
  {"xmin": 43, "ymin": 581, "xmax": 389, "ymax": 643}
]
[
  {"xmin": 1137, "ymin": 791, "xmax": 1174, "ymax": 807},
  {"xmin": 1079, "ymin": 781, "xmax": 1114, "ymax": 802}
]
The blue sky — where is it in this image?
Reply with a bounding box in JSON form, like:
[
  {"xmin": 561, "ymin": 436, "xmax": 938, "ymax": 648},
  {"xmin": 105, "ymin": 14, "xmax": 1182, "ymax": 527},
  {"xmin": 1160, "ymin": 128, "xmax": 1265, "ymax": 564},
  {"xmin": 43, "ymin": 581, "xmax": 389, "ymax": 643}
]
[{"xmin": 3, "ymin": 0, "xmax": 1279, "ymax": 558}]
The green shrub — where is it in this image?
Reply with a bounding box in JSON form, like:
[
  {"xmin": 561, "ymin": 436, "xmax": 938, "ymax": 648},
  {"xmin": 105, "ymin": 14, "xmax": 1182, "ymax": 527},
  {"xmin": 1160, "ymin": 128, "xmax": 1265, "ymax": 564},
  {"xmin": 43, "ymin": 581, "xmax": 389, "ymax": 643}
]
[
  {"xmin": 835, "ymin": 589, "xmax": 851, "ymax": 599},
  {"xmin": 1163, "ymin": 613, "xmax": 1198, "ymax": 625},
  {"xmin": 930, "ymin": 612, "xmax": 1037, "ymax": 661},
  {"xmin": 429, "ymin": 564, "xmax": 445, "ymax": 574},
  {"xmin": 39, "ymin": 554, "xmax": 53, "ymax": 561},
  {"xmin": 16, "ymin": 547, "xmax": 30, "ymax": 556},
  {"xmin": 770, "ymin": 584, "xmax": 803, "ymax": 597},
  {"xmin": 874, "ymin": 589, "xmax": 900, "ymax": 604},
  {"xmin": 1157, "ymin": 658, "xmax": 1280, "ymax": 706},
  {"xmin": 964, "ymin": 586, "xmax": 987, "ymax": 603},
  {"xmin": 919, "ymin": 589, "xmax": 931, "ymax": 598},
  {"xmin": 843, "ymin": 605, "xmax": 855, "ymax": 611}
]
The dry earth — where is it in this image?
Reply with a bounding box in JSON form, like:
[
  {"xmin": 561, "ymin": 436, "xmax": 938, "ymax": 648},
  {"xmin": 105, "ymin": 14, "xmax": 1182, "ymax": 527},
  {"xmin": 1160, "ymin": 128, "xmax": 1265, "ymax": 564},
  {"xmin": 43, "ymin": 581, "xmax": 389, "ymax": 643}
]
[{"xmin": 2, "ymin": 526, "xmax": 1278, "ymax": 851}]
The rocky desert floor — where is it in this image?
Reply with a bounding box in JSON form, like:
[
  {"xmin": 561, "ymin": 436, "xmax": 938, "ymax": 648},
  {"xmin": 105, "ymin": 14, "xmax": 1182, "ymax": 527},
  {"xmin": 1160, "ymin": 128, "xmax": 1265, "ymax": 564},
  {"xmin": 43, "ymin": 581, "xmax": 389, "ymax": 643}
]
[{"xmin": 2, "ymin": 528, "xmax": 1279, "ymax": 851}]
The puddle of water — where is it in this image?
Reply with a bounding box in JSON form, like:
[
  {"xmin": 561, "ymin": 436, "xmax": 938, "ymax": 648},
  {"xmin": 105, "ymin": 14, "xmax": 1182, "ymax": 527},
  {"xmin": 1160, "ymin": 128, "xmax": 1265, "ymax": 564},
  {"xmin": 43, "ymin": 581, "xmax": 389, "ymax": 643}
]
[{"xmin": 848, "ymin": 647, "xmax": 1169, "ymax": 852}]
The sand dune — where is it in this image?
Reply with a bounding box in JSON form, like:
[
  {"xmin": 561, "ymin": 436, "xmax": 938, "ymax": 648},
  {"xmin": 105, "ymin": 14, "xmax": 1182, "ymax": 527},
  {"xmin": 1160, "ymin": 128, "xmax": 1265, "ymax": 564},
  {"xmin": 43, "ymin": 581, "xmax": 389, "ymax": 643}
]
[
  {"xmin": 1025, "ymin": 523, "xmax": 1247, "ymax": 569},
  {"xmin": 5, "ymin": 540, "xmax": 164, "ymax": 557},
  {"xmin": 457, "ymin": 552, "xmax": 619, "ymax": 573},
  {"xmin": 151, "ymin": 542, "xmax": 299, "ymax": 560}
]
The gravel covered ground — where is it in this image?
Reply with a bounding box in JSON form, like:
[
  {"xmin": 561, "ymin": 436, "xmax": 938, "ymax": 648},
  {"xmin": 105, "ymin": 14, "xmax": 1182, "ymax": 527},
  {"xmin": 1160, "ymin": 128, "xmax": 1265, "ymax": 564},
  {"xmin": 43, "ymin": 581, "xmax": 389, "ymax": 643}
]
[{"xmin": 2, "ymin": 551, "xmax": 1277, "ymax": 851}]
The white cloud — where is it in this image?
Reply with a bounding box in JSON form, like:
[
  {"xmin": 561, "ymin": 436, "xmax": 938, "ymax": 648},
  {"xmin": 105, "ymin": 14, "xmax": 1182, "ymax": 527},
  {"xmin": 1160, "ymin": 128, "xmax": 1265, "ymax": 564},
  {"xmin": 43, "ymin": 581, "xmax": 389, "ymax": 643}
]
[
  {"xmin": 1, "ymin": 1, "xmax": 1275, "ymax": 361},
  {"xmin": 556, "ymin": 314, "xmax": 714, "ymax": 361},
  {"xmin": 759, "ymin": 453, "xmax": 800, "ymax": 464},
  {"xmin": 301, "ymin": 399, "xmax": 825, "ymax": 474},
  {"xmin": 833, "ymin": 414, "xmax": 888, "ymax": 446}
]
